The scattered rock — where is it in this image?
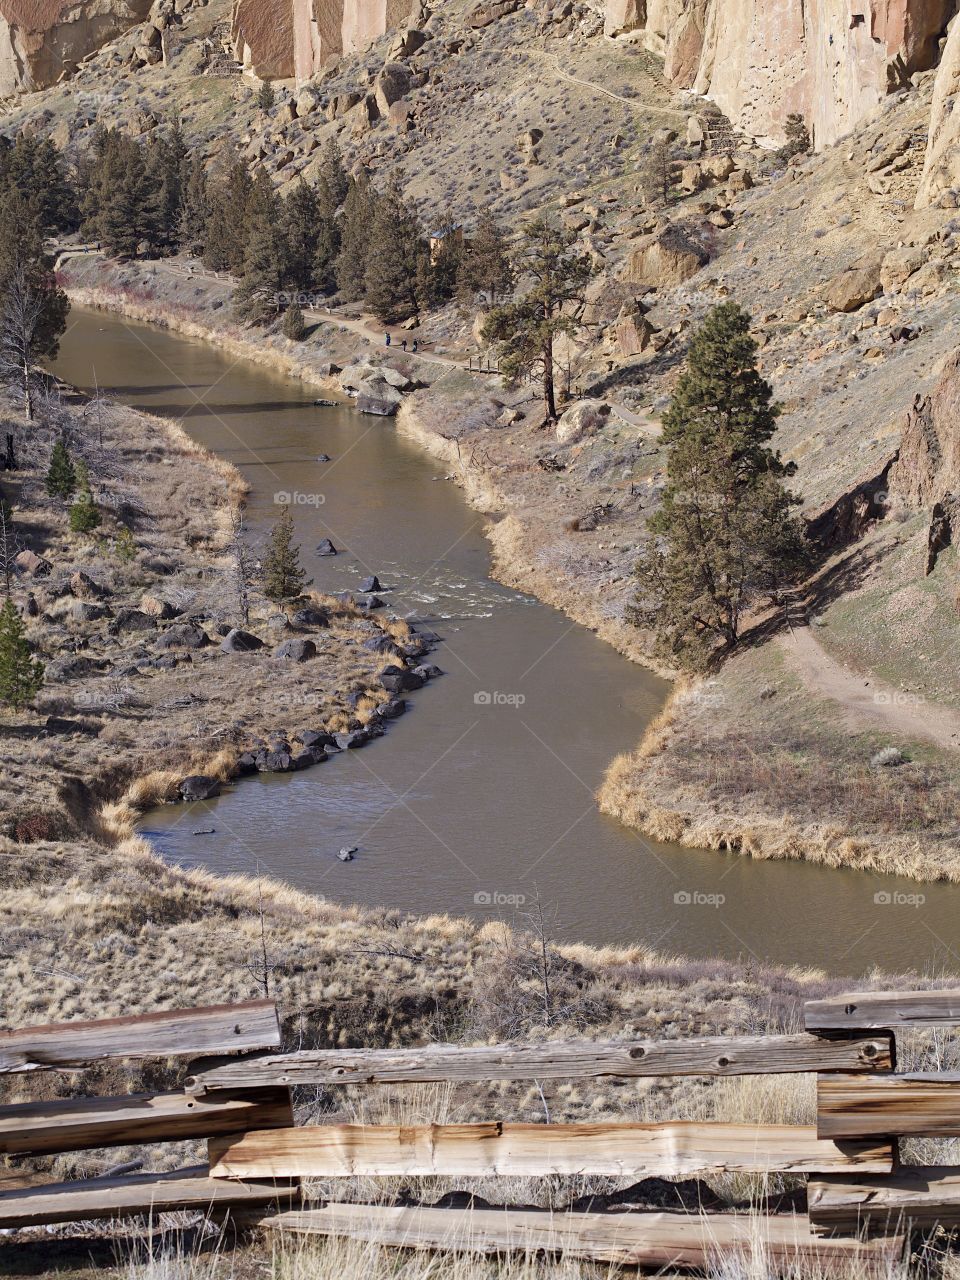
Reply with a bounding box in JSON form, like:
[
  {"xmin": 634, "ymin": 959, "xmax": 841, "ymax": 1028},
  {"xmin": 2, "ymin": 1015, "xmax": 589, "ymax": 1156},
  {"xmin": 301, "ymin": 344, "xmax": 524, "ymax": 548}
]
[
  {"xmin": 316, "ymin": 538, "xmax": 338, "ymax": 555},
  {"xmin": 359, "ymin": 575, "xmax": 382, "ymax": 592},
  {"xmin": 290, "ymin": 607, "xmax": 330, "ymax": 628},
  {"xmin": 178, "ymin": 775, "xmax": 222, "ymax": 801},
  {"xmin": 69, "ymin": 570, "xmax": 105, "ymax": 598},
  {"xmin": 380, "ymin": 663, "xmax": 426, "ymax": 693},
  {"xmin": 871, "ymin": 746, "xmax": 906, "ymax": 768},
  {"xmin": 556, "ymin": 400, "xmax": 611, "ymax": 444},
  {"xmin": 15, "ymin": 550, "xmax": 51, "ymax": 578},
  {"xmin": 825, "ymin": 261, "xmax": 882, "ymax": 313},
  {"xmin": 140, "ymin": 594, "xmax": 178, "ymax": 619},
  {"xmin": 220, "ymin": 628, "xmax": 264, "ymax": 653},
  {"xmin": 155, "ymin": 623, "xmax": 210, "ymax": 650},
  {"xmin": 274, "ymin": 637, "xmax": 317, "ymax": 661}
]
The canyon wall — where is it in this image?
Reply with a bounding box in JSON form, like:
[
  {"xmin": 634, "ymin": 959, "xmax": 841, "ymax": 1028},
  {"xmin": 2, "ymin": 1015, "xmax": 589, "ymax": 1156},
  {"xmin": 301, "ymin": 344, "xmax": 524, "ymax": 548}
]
[
  {"xmin": 916, "ymin": 10, "xmax": 960, "ymax": 206},
  {"xmin": 0, "ymin": 0, "xmax": 153, "ymax": 96},
  {"xmin": 607, "ymin": 0, "xmax": 955, "ymax": 147},
  {"xmin": 232, "ymin": 0, "xmax": 419, "ymax": 82}
]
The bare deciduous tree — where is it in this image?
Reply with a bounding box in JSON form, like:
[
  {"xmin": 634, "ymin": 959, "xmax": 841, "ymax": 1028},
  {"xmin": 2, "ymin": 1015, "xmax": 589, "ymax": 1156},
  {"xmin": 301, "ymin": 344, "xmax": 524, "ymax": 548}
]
[
  {"xmin": 229, "ymin": 508, "xmax": 254, "ymax": 626},
  {"xmin": 0, "ymin": 265, "xmax": 46, "ymax": 421}
]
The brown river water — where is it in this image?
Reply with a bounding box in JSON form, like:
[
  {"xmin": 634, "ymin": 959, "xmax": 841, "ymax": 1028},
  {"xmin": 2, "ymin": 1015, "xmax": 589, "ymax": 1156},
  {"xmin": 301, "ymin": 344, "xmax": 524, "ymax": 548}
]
[{"xmin": 53, "ymin": 305, "xmax": 960, "ymax": 974}]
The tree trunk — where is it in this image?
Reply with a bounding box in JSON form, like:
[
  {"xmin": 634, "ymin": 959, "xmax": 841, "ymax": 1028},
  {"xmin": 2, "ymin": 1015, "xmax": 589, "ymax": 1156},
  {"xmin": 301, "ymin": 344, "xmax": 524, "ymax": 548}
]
[
  {"xmin": 2, "ymin": 434, "xmax": 15, "ymax": 471},
  {"xmin": 542, "ymin": 333, "xmax": 556, "ymax": 421},
  {"xmin": 23, "ymin": 359, "xmax": 32, "ymax": 422}
]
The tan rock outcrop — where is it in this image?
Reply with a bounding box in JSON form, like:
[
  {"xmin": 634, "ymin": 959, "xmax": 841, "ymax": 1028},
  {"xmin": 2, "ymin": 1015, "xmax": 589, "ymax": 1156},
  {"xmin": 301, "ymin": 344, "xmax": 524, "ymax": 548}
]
[
  {"xmin": 0, "ymin": 0, "xmax": 153, "ymax": 95},
  {"xmin": 607, "ymin": 0, "xmax": 953, "ymax": 149},
  {"xmin": 233, "ymin": 0, "xmax": 421, "ymax": 83},
  {"xmin": 916, "ymin": 11, "xmax": 960, "ymax": 208},
  {"xmin": 890, "ymin": 353, "xmax": 960, "ymax": 506},
  {"xmin": 624, "ymin": 224, "xmax": 710, "ymax": 287}
]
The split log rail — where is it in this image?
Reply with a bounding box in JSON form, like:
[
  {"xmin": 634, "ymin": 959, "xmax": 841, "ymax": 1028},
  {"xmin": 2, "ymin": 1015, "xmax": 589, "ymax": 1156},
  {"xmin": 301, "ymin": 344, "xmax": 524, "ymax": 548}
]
[{"xmin": 4, "ymin": 989, "xmax": 960, "ymax": 1270}]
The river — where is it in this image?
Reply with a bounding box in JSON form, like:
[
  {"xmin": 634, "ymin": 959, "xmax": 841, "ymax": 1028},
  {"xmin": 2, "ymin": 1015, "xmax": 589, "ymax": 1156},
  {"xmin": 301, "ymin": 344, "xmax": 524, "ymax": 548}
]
[{"xmin": 52, "ymin": 305, "xmax": 960, "ymax": 975}]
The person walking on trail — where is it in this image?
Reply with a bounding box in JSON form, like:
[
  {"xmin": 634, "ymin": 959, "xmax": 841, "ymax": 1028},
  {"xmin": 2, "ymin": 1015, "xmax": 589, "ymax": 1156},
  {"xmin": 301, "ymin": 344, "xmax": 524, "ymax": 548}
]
[
  {"xmin": 412, "ymin": 339, "xmax": 419, "ymax": 353},
  {"xmin": 385, "ymin": 333, "xmax": 391, "ymax": 346},
  {"xmin": 401, "ymin": 339, "xmax": 408, "ymax": 351}
]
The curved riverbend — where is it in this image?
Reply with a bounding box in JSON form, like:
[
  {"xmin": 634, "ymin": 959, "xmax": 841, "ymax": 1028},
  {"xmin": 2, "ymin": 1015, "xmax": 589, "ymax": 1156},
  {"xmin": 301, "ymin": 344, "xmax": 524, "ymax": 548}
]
[{"xmin": 53, "ymin": 306, "xmax": 960, "ymax": 973}]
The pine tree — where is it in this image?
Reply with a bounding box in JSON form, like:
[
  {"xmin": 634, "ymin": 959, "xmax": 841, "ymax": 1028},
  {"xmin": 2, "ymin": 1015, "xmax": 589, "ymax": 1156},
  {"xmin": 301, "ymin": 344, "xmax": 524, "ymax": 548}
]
[
  {"xmin": 457, "ymin": 209, "xmax": 512, "ymax": 306},
  {"xmin": 263, "ymin": 506, "xmax": 306, "ymax": 602},
  {"xmin": 202, "ymin": 158, "xmax": 253, "ymax": 274},
  {"xmin": 282, "ymin": 302, "xmax": 306, "ymax": 341},
  {"xmin": 69, "ymin": 462, "xmax": 101, "ymax": 535},
  {"xmin": 282, "ymin": 179, "xmax": 320, "ymax": 295},
  {"xmin": 317, "ymin": 139, "xmax": 349, "ymax": 217},
  {"xmin": 639, "ymin": 138, "xmax": 673, "ymax": 208},
  {"xmin": 0, "ymin": 594, "xmax": 43, "ymax": 709},
  {"xmin": 335, "ymin": 174, "xmax": 375, "ymax": 301},
  {"xmin": 482, "ymin": 218, "xmax": 592, "ymax": 421},
  {"xmin": 233, "ymin": 172, "xmax": 290, "ymax": 324},
  {"xmin": 363, "ymin": 179, "xmax": 423, "ymax": 324},
  {"xmin": 256, "ymin": 80, "xmax": 275, "ymax": 111},
  {"xmin": 178, "ymin": 155, "xmax": 210, "ymax": 257},
  {"xmin": 46, "ymin": 438, "xmax": 76, "ymax": 500},
  {"xmin": 629, "ymin": 303, "xmax": 807, "ymax": 669}
]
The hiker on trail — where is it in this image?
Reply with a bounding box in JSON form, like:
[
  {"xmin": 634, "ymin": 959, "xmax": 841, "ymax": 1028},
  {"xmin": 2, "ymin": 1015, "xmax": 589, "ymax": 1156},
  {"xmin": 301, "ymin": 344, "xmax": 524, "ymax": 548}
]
[
  {"xmin": 412, "ymin": 339, "xmax": 419, "ymax": 353},
  {"xmin": 385, "ymin": 333, "xmax": 391, "ymax": 346},
  {"xmin": 401, "ymin": 339, "xmax": 408, "ymax": 351}
]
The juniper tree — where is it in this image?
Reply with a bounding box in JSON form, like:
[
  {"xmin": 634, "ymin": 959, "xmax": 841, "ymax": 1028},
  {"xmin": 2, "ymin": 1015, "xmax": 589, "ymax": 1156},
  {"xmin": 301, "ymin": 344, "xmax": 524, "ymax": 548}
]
[
  {"xmin": 629, "ymin": 303, "xmax": 807, "ymax": 669},
  {"xmin": 263, "ymin": 506, "xmax": 306, "ymax": 602},
  {"xmin": 178, "ymin": 155, "xmax": 210, "ymax": 257},
  {"xmin": 482, "ymin": 218, "xmax": 592, "ymax": 421},
  {"xmin": 45, "ymin": 438, "xmax": 76, "ymax": 500},
  {"xmin": 69, "ymin": 462, "xmax": 101, "ymax": 535},
  {"xmin": 282, "ymin": 302, "xmax": 306, "ymax": 341},
  {"xmin": 0, "ymin": 594, "xmax": 43, "ymax": 709},
  {"xmin": 256, "ymin": 80, "xmax": 275, "ymax": 111},
  {"xmin": 457, "ymin": 209, "xmax": 513, "ymax": 306},
  {"xmin": 203, "ymin": 158, "xmax": 254, "ymax": 274}
]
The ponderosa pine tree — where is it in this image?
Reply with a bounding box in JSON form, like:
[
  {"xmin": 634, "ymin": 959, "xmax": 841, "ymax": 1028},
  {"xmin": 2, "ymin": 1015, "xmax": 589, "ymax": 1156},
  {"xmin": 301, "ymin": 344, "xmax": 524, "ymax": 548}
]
[
  {"xmin": 145, "ymin": 118, "xmax": 188, "ymax": 254},
  {"xmin": 178, "ymin": 155, "xmax": 210, "ymax": 257},
  {"xmin": 629, "ymin": 303, "xmax": 807, "ymax": 669},
  {"xmin": 203, "ymin": 158, "xmax": 253, "ymax": 274},
  {"xmin": 482, "ymin": 218, "xmax": 591, "ymax": 421},
  {"xmin": 0, "ymin": 593, "xmax": 43, "ymax": 709},
  {"xmin": 233, "ymin": 172, "xmax": 289, "ymax": 324},
  {"xmin": 46, "ymin": 438, "xmax": 76, "ymax": 500},
  {"xmin": 263, "ymin": 506, "xmax": 306, "ymax": 602},
  {"xmin": 317, "ymin": 139, "xmax": 349, "ymax": 216},
  {"xmin": 363, "ymin": 179, "xmax": 423, "ymax": 324},
  {"xmin": 335, "ymin": 174, "xmax": 375, "ymax": 301},
  {"xmin": 314, "ymin": 142, "xmax": 348, "ymax": 292},
  {"xmin": 282, "ymin": 179, "xmax": 320, "ymax": 296},
  {"xmin": 83, "ymin": 130, "xmax": 160, "ymax": 258}
]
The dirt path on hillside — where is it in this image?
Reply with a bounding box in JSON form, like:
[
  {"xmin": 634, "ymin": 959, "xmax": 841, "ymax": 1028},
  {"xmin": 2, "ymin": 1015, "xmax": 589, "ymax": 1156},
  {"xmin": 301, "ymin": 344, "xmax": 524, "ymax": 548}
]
[{"xmin": 780, "ymin": 625, "xmax": 960, "ymax": 749}]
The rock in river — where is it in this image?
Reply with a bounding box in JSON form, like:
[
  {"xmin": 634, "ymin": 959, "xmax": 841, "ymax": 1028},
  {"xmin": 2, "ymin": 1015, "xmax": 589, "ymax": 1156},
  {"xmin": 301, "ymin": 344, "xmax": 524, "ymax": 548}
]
[
  {"xmin": 316, "ymin": 538, "xmax": 338, "ymax": 556},
  {"xmin": 178, "ymin": 775, "xmax": 222, "ymax": 801},
  {"xmin": 380, "ymin": 663, "xmax": 426, "ymax": 694}
]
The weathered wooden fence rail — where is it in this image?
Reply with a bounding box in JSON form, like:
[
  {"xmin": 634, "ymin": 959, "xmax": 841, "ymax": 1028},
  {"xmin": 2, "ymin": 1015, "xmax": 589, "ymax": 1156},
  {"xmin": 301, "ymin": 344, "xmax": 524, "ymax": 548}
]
[{"xmin": 5, "ymin": 987, "xmax": 960, "ymax": 1270}]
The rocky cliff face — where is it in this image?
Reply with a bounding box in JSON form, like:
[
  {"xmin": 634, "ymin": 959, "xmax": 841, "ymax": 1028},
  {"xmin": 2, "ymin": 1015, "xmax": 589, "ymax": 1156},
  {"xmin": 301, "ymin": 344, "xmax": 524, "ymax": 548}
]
[
  {"xmin": 232, "ymin": 0, "xmax": 419, "ymax": 81},
  {"xmin": 607, "ymin": 0, "xmax": 954, "ymax": 147},
  {"xmin": 890, "ymin": 352, "xmax": 960, "ymax": 506},
  {"xmin": 916, "ymin": 10, "xmax": 960, "ymax": 206},
  {"xmin": 0, "ymin": 0, "xmax": 153, "ymax": 95}
]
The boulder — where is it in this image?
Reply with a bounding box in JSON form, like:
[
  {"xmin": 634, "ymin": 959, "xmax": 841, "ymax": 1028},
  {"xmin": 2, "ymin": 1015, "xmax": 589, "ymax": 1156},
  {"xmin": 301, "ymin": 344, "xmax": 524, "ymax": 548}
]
[
  {"xmin": 357, "ymin": 387, "xmax": 403, "ymax": 416},
  {"xmin": 624, "ymin": 226, "xmax": 709, "ymax": 287},
  {"xmin": 614, "ymin": 303, "xmax": 655, "ymax": 358},
  {"xmin": 274, "ymin": 637, "xmax": 317, "ymax": 661},
  {"xmin": 178, "ymin": 775, "xmax": 221, "ymax": 801},
  {"xmin": 14, "ymin": 550, "xmax": 51, "ymax": 578},
  {"xmin": 69, "ymin": 570, "xmax": 105, "ymax": 598},
  {"xmin": 155, "ymin": 623, "xmax": 210, "ymax": 650},
  {"xmin": 316, "ymin": 538, "xmax": 338, "ymax": 555},
  {"xmin": 374, "ymin": 62, "xmax": 412, "ymax": 113},
  {"xmin": 380, "ymin": 663, "xmax": 426, "ymax": 693},
  {"xmin": 371, "ymin": 697, "xmax": 406, "ymax": 720},
  {"xmin": 109, "ymin": 608, "xmax": 156, "ymax": 634},
  {"xmin": 298, "ymin": 728, "xmax": 338, "ymax": 750},
  {"xmin": 556, "ymin": 400, "xmax": 611, "ymax": 444},
  {"xmin": 290, "ymin": 607, "xmax": 329, "ymax": 628},
  {"xmin": 413, "ymin": 662, "xmax": 443, "ymax": 680},
  {"xmin": 359, "ymin": 575, "xmax": 382, "ymax": 592},
  {"xmin": 335, "ymin": 726, "xmax": 377, "ymax": 749},
  {"xmin": 356, "ymin": 593, "xmax": 384, "ymax": 609},
  {"xmin": 71, "ymin": 601, "xmax": 111, "ymax": 623},
  {"xmin": 825, "ymin": 262, "xmax": 882, "ymax": 313},
  {"xmin": 140, "ymin": 594, "xmax": 177, "ymax": 619},
  {"xmin": 881, "ymin": 246, "xmax": 926, "ymax": 292},
  {"xmin": 257, "ymin": 749, "xmax": 295, "ymax": 772},
  {"xmin": 364, "ymin": 634, "xmax": 405, "ymax": 659},
  {"xmin": 603, "ymin": 0, "xmax": 642, "ymax": 36},
  {"xmin": 220, "ymin": 628, "xmax": 264, "ymax": 653},
  {"xmin": 467, "ymin": 0, "xmax": 520, "ymax": 26}
]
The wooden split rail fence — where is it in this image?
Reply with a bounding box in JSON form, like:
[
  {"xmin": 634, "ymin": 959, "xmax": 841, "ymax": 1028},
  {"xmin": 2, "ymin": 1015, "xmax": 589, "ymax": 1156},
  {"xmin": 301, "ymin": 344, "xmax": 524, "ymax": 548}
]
[{"xmin": 5, "ymin": 990, "xmax": 960, "ymax": 1269}]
